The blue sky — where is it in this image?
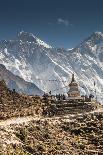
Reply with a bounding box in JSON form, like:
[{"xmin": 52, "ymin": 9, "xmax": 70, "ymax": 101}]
[{"xmin": 0, "ymin": 0, "xmax": 103, "ymax": 48}]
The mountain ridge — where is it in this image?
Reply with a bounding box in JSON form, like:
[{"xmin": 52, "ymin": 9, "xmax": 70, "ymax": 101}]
[
  {"xmin": 0, "ymin": 63, "xmax": 43, "ymax": 95},
  {"xmin": 0, "ymin": 31, "xmax": 103, "ymax": 102}
]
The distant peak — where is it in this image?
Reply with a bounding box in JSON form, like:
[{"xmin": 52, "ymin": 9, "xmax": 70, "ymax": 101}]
[
  {"xmin": 93, "ymin": 31, "xmax": 103, "ymax": 35},
  {"xmin": 17, "ymin": 31, "xmax": 36, "ymax": 42},
  {"xmin": 81, "ymin": 31, "xmax": 103, "ymax": 47},
  {"xmin": 18, "ymin": 31, "xmax": 36, "ymax": 38},
  {"xmin": 91, "ymin": 31, "xmax": 103, "ymax": 38},
  {"xmin": 17, "ymin": 31, "xmax": 52, "ymax": 49}
]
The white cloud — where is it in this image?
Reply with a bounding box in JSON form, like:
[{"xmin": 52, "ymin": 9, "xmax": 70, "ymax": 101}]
[{"xmin": 57, "ymin": 18, "xmax": 72, "ymax": 27}]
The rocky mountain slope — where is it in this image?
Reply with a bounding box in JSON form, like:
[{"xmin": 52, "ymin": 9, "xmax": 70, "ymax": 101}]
[
  {"xmin": 1, "ymin": 111, "xmax": 103, "ymax": 155},
  {"xmin": 0, "ymin": 79, "xmax": 103, "ymax": 154},
  {"xmin": 0, "ymin": 80, "xmax": 43, "ymax": 119},
  {"xmin": 0, "ymin": 31, "xmax": 103, "ymax": 102},
  {"xmin": 0, "ymin": 64, "xmax": 43, "ymax": 95},
  {"xmin": 0, "ymin": 79, "xmax": 97, "ymax": 119}
]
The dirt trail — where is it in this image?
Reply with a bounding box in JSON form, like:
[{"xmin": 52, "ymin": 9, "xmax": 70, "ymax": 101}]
[
  {"xmin": 0, "ymin": 107, "xmax": 103, "ymax": 147},
  {"xmin": 0, "ymin": 107, "xmax": 103, "ymax": 128},
  {"xmin": 0, "ymin": 115, "xmax": 40, "ymax": 127}
]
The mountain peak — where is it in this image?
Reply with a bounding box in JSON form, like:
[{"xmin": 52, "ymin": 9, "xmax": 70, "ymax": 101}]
[
  {"xmin": 91, "ymin": 31, "xmax": 103, "ymax": 38},
  {"xmin": 80, "ymin": 31, "xmax": 103, "ymax": 48},
  {"xmin": 94, "ymin": 31, "xmax": 103, "ymax": 35},
  {"xmin": 18, "ymin": 31, "xmax": 36, "ymax": 38},
  {"xmin": 18, "ymin": 31, "xmax": 37, "ymax": 42},
  {"xmin": 18, "ymin": 31, "xmax": 52, "ymax": 49}
]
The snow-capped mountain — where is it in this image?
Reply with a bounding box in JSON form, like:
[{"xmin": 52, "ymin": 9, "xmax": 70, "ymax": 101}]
[
  {"xmin": 0, "ymin": 64, "xmax": 43, "ymax": 95},
  {"xmin": 0, "ymin": 31, "xmax": 103, "ymax": 102},
  {"xmin": 0, "ymin": 31, "xmax": 68, "ymax": 93}
]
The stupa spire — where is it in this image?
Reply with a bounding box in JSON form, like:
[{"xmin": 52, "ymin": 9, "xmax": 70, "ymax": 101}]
[{"xmin": 71, "ymin": 74, "xmax": 75, "ymax": 82}]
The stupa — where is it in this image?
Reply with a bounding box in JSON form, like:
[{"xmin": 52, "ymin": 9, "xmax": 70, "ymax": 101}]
[{"xmin": 67, "ymin": 74, "xmax": 83, "ymax": 101}]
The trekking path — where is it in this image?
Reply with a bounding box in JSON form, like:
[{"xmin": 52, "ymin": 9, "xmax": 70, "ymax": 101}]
[
  {"xmin": 0, "ymin": 107, "xmax": 103, "ymax": 128},
  {"xmin": 0, "ymin": 107, "xmax": 103, "ymax": 146},
  {"xmin": 0, "ymin": 115, "xmax": 40, "ymax": 127}
]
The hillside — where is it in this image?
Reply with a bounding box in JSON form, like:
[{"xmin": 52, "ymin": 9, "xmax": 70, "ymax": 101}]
[
  {"xmin": 0, "ymin": 80, "xmax": 96, "ymax": 119},
  {"xmin": 0, "ymin": 80, "xmax": 44, "ymax": 119},
  {"xmin": 0, "ymin": 80, "xmax": 103, "ymax": 154},
  {"xmin": 0, "ymin": 104, "xmax": 103, "ymax": 154},
  {"xmin": 0, "ymin": 64, "xmax": 43, "ymax": 95}
]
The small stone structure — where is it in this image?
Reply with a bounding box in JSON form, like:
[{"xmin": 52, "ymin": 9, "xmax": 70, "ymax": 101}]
[{"xmin": 67, "ymin": 74, "xmax": 84, "ymax": 101}]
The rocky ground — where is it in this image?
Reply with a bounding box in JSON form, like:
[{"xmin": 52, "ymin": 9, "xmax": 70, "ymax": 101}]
[
  {"xmin": 0, "ymin": 109, "xmax": 103, "ymax": 155},
  {"xmin": 0, "ymin": 80, "xmax": 45, "ymax": 119},
  {"xmin": 0, "ymin": 80, "xmax": 103, "ymax": 155}
]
